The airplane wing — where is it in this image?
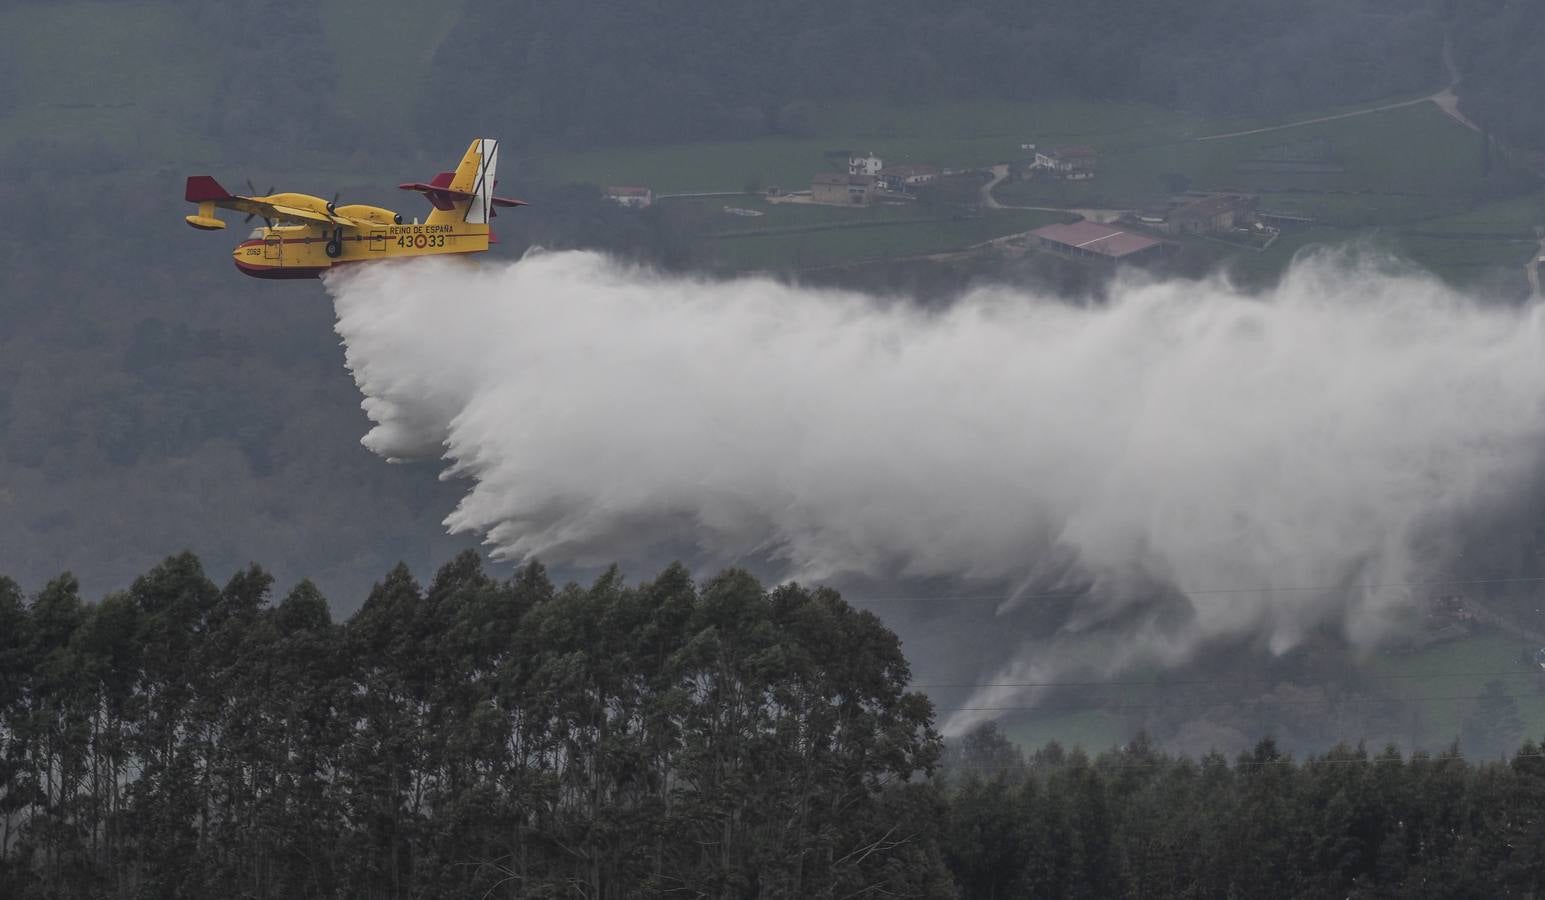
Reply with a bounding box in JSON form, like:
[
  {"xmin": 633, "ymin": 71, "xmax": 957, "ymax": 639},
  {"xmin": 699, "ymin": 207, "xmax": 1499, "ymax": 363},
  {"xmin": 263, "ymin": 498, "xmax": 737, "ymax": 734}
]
[
  {"xmin": 185, "ymin": 176, "xmax": 363, "ymax": 226},
  {"xmin": 243, "ymin": 200, "xmax": 357, "ymax": 226}
]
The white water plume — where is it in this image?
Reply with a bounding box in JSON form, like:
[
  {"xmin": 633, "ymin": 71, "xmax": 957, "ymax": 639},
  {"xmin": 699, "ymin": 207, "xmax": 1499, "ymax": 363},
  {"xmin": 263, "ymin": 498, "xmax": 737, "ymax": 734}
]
[{"xmin": 326, "ymin": 250, "xmax": 1545, "ymax": 734}]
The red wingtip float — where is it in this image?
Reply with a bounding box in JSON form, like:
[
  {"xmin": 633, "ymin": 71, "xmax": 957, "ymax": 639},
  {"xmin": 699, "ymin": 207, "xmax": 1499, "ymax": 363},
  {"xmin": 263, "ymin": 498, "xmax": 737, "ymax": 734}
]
[{"xmin": 185, "ymin": 138, "xmax": 525, "ymax": 279}]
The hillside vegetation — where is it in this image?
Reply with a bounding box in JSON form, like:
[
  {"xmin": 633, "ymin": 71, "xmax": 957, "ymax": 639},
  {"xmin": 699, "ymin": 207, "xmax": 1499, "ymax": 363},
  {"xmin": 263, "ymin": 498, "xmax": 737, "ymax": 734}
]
[
  {"xmin": 4, "ymin": 554, "xmax": 1545, "ymax": 898},
  {"xmin": 0, "ymin": 0, "xmax": 1537, "ymax": 165},
  {"xmin": 0, "ymin": 0, "xmax": 1540, "ymax": 645}
]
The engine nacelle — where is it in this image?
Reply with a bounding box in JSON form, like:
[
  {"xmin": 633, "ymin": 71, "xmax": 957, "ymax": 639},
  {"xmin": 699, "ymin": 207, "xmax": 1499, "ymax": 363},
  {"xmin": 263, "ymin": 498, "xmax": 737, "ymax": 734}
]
[{"xmin": 335, "ymin": 204, "xmax": 404, "ymax": 226}]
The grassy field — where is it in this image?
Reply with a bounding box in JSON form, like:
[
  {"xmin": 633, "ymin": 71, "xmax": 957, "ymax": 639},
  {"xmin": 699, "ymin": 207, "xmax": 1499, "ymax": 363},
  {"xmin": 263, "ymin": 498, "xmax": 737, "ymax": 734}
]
[
  {"xmin": 1368, "ymin": 629, "xmax": 1545, "ymax": 743},
  {"xmin": 532, "ymin": 99, "xmax": 1203, "ymax": 194},
  {"xmin": 1183, "ymin": 223, "xmax": 1533, "ymax": 294},
  {"xmin": 1410, "ymin": 193, "xmax": 1545, "ymax": 236},
  {"xmin": 705, "ymin": 208, "xmax": 1071, "ymax": 271},
  {"xmin": 665, "ymin": 195, "xmax": 938, "ymax": 233},
  {"xmin": 997, "ymin": 103, "xmax": 1494, "ymax": 214},
  {"xmin": 537, "ymin": 96, "xmax": 1499, "ymax": 214}
]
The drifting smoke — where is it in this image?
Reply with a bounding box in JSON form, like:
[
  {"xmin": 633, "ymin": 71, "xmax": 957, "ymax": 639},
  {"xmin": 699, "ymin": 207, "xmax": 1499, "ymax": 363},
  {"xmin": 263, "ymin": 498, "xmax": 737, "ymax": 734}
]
[{"xmin": 327, "ymin": 250, "xmax": 1545, "ymax": 735}]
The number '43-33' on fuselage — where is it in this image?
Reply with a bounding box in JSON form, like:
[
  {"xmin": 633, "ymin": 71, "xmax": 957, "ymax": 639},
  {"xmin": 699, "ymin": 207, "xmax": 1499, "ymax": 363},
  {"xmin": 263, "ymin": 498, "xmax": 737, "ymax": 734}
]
[{"xmin": 184, "ymin": 138, "xmax": 525, "ymax": 279}]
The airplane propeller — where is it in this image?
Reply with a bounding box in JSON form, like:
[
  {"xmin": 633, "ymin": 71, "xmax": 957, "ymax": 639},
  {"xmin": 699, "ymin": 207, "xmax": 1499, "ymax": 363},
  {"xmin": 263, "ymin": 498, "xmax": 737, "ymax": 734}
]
[
  {"xmin": 326, "ymin": 191, "xmax": 340, "ymax": 215},
  {"xmin": 243, "ymin": 179, "xmax": 275, "ymax": 227}
]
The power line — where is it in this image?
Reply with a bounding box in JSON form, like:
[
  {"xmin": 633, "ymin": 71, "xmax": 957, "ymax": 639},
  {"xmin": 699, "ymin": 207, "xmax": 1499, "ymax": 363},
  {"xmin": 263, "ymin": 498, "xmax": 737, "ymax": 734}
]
[
  {"xmin": 942, "ymin": 751, "xmax": 1545, "ymax": 773},
  {"xmin": 848, "ymin": 574, "xmax": 1545, "ymax": 606},
  {"xmin": 914, "ymin": 669, "xmax": 1545, "ymax": 689},
  {"xmin": 938, "ymin": 689, "xmax": 1545, "ymax": 714}
]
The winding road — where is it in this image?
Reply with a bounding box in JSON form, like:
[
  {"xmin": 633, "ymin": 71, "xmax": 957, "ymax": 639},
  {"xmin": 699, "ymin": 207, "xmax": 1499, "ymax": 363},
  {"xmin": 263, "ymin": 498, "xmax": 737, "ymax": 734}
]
[
  {"xmin": 978, "ymin": 165, "xmax": 1125, "ymax": 222},
  {"xmin": 1196, "ymin": 39, "xmax": 1480, "ymax": 142}
]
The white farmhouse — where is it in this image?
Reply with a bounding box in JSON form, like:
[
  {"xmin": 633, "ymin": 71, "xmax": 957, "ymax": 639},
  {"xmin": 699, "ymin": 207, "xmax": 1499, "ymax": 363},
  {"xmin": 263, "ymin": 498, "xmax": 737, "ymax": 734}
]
[{"xmin": 848, "ymin": 152, "xmax": 882, "ymax": 177}]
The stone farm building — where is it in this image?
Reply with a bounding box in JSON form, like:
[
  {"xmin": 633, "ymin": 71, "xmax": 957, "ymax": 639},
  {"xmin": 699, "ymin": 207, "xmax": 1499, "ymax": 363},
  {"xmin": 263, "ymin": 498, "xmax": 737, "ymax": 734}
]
[
  {"xmin": 1029, "ymin": 220, "xmax": 1167, "ymax": 264},
  {"xmin": 812, "ymin": 173, "xmax": 877, "ymax": 206},
  {"xmin": 1162, "ymin": 194, "xmax": 1254, "ymax": 235}
]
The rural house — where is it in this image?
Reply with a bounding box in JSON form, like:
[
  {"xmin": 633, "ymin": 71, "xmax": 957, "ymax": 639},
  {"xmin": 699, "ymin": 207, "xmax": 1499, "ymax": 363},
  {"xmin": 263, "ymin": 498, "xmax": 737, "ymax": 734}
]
[
  {"xmin": 1034, "ymin": 146, "xmax": 1097, "ymax": 179},
  {"xmin": 812, "ymin": 172, "xmax": 877, "ymax": 206},
  {"xmin": 1162, "ymin": 193, "xmax": 1254, "ymax": 234},
  {"xmin": 880, "ymin": 164, "xmax": 940, "ymax": 193},
  {"xmin": 848, "ymin": 152, "xmax": 883, "ymax": 177}
]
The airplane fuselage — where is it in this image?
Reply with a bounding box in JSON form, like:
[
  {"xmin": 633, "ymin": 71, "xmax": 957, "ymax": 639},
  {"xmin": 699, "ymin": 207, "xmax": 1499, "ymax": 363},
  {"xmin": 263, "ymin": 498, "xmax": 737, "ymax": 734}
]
[
  {"xmin": 189, "ymin": 138, "xmax": 519, "ymax": 278},
  {"xmin": 232, "ymin": 218, "xmax": 490, "ymax": 279}
]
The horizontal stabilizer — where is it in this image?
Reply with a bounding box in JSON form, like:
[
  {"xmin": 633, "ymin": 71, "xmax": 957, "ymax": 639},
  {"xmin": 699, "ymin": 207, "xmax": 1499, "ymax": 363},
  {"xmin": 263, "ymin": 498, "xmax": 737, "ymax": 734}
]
[
  {"xmin": 398, "ymin": 181, "xmax": 527, "ymax": 211},
  {"xmin": 397, "ymin": 181, "xmax": 466, "ymax": 210},
  {"xmin": 404, "ymin": 139, "xmax": 526, "ymax": 222}
]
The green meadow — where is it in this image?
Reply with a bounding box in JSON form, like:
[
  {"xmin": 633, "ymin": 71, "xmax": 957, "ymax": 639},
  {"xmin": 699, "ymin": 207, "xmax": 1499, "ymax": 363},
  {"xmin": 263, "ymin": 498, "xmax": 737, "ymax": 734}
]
[
  {"xmin": 531, "ymin": 99, "xmax": 1202, "ymax": 195},
  {"xmin": 1369, "ymin": 629, "xmax": 1545, "ymax": 744},
  {"xmin": 705, "ymin": 208, "xmax": 1071, "ymax": 271}
]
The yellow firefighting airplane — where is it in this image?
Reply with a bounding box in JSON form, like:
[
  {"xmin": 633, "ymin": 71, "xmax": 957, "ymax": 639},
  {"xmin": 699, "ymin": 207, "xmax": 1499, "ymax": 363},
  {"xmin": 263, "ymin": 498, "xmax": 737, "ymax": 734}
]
[{"xmin": 185, "ymin": 138, "xmax": 524, "ymax": 279}]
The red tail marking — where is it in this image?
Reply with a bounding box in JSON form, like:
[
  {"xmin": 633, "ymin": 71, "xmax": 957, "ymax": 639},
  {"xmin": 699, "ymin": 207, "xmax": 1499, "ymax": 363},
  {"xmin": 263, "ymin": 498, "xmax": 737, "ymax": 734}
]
[{"xmin": 185, "ymin": 175, "xmax": 231, "ymax": 203}]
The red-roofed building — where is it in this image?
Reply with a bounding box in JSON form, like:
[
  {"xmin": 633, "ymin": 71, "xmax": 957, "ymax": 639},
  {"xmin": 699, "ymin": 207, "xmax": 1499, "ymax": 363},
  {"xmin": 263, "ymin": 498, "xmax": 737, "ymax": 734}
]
[{"xmin": 1029, "ymin": 220, "xmax": 1168, "ymax": 263}]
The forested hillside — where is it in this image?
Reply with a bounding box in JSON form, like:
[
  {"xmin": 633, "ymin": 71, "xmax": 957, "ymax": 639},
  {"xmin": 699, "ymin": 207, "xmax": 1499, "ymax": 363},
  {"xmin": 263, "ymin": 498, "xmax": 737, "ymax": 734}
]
[
  {"xmin": 3, "ymin": 554, "xmax": 1545, "ymax": 898},
  {"xmin": 2, "ymin": 0, "xmax": 1538, "ymax": 162},
  {"xmin": 426, "ymin": 0, "xmax": 1445, "ymax": 147}
]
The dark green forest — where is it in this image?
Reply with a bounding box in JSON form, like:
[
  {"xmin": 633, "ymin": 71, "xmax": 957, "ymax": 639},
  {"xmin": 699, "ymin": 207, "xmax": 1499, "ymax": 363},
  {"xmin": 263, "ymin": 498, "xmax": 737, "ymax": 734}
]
[
  {"xmin": 3, "ymin": 554, "xmax": 1545, "ymax": 898},
  {"xmin": 6, "ymin": 0, "xmax": 1541, "ymax": 157},
  {"xmin": 426, "ymin": 0, "xmax": 1443, "ymax": 147}
]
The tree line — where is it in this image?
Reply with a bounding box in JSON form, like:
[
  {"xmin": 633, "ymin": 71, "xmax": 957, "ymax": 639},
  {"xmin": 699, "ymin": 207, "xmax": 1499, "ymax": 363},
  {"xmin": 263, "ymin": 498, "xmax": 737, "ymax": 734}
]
[
  {"xmin": 0, "ymin": 552, "xmax": 947, "ymax": 898},
  {"xmin": 940, "ymin": 726, "xmax": 1545, "ymax": 898},
  {"xmin": 4, "ymin": 552, "xmax": 1545, "ymax": 897}
]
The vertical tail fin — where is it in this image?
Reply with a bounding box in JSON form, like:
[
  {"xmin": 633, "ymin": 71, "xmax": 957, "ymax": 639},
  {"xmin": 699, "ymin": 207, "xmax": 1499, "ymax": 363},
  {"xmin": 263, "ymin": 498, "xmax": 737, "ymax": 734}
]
[
  {"xmin": 427, "ymin": 138, "xmax": 498, "ymax": 226},
  {"xmin": 400, "ymin": 139, "xmax": 522, "ymax": 228}
]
